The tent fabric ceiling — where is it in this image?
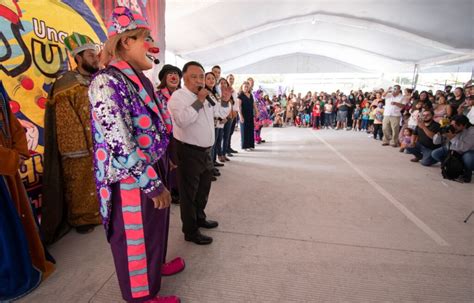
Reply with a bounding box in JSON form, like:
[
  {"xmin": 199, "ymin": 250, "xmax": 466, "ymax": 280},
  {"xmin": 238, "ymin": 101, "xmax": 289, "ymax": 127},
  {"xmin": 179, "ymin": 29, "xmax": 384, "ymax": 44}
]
[
  {"xmin": 230, "ymin": 53, "xmax": 374, "ymax": 74},
  {"xmin": 165, "ymin": 0, "xmax": 474, "ymax": 73}
]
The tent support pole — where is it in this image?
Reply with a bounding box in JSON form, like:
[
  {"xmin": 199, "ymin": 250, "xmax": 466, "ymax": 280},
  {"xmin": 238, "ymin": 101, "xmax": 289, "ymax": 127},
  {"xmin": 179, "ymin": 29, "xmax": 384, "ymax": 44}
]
[{"xmin": 412, "ymin": 64, "xmax": 419, "ymax": 89}]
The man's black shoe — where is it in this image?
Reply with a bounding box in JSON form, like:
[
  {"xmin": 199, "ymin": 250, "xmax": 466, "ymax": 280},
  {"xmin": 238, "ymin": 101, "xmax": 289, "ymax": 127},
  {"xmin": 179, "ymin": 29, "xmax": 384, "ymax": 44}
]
[
  {"xmin": 185, "ymin": 231, "xmax": 213, "ymax": 245},
  {"xmin": 229, "ymin": 148, "xmax": 238, "ymax": 153},
  {"xmin": 213, "ymin": 170, "xmax": 221, "ymax": 177},
  {"xmin": 198, "ymin": 219, "xmax": 219, "ymax": 229},
  {"xmin": 226, "ymin": 153, "xmax": 234, "ymax": 157},
  {"xmin": 463, "ymin": 172, "xmax": 472, "ymax": 183},
  {"xmin": 211, "ymin": 176, "xmax": 217, "ymax": 181},
  {"xmin": 171, "ymin": 193, "xmax": 180, "ymax": 204},
  {"xmin": 214, "ymin": 162, "xmax": 224, "ymax": 167}
]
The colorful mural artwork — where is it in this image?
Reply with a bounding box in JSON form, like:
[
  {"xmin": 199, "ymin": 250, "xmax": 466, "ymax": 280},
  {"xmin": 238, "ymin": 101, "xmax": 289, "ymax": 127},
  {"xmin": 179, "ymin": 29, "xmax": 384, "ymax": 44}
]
[
  {"xmin": 0, "ymin": 0, "xmax": 106, "ymax": 212},
  {"xmin": 1, "ymin": 0, "xmax": 161, "ymax": 213}
]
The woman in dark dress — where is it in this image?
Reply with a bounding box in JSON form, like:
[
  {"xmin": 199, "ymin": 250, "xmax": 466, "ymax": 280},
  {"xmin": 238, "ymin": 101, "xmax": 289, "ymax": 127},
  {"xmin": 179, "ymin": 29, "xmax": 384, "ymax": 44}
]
[{"xmin": 238, "ymin": 81, "xmax": 255, "ymax": 150}]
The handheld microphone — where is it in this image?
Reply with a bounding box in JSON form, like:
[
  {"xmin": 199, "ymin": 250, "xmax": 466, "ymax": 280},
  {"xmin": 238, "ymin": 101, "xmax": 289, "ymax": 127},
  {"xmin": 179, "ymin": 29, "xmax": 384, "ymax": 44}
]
[
  {"xmin": 198, "ymin": 86, "xmax": 215, "ymax": 106},
  {"xmin": 146, "ymin": 54, "xmax": 160, "ymax": 65}
]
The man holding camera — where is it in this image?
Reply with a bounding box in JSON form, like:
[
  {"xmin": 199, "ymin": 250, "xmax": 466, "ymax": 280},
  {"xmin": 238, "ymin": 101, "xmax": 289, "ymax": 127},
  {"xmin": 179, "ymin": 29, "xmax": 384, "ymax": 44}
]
[
  {"xmin": 445, "ymin": 85, "xmax": 455, "ymax": 102},
  {"xmin": 431, "ymin": 115, "xmax": 474, "ymax": 183},
  {"xmin": 405, "ymin": 110, "xmax": 441, "ymax": 166}
]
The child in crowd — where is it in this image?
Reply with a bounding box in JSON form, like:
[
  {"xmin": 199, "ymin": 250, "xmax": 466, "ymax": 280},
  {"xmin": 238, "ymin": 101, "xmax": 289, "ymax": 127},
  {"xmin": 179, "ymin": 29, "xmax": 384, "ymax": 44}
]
[
  {"xmin": 398, "ymin": 112, "xmax": 411, "ymax": 146},
  {"xmin": 273, "ymin": 105, "xmax": 283, "ymax": 127},
  {"xmin": 312, "ymin": 102, "xmax": 321, "ymax": 129},
  {"xmin": 399, "ymin": 128, "xmax": 413, "ymax": 153},
  {"xmin": 298, "ymin": 104, "xmax": 307, "ymax": 127},
  {"xmin": 367, "ymin": 104, "xmax": 376, "ymax": 135},
  {"xmin": 304, "ymin": 112, "xmax": 311, "ymax": 128},
  {"xmin": 373, "ymin": 103, "xmax": 384, "ymax": 140},
  {"xmin": 295, "ymin": 115, "xmax": 302, "ymax": 127},
  {"xmin": 361, "ymin": 103, "xmax": 370, "ymax": 131},
  {"xmin": 352, "ymin": 103, "xmax": 362, "ymax": 131},
  {"xmin": 407, "ymin": 101, "xmax": 423, "ymax": 130}
]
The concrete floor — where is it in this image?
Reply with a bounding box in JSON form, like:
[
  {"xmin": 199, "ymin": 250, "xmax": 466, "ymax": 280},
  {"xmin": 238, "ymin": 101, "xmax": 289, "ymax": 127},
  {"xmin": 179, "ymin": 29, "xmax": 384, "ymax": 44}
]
[{"xmin": 20, "ymin": 127, "xmax": 473, "ymax": 303}]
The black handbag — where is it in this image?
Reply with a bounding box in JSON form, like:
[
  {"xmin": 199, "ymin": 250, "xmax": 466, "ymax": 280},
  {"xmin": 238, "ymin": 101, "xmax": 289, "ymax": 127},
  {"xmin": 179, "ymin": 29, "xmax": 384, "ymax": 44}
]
[{"xmin": 441, "ymin": 149, "xmax": 465, "ymax": 180}]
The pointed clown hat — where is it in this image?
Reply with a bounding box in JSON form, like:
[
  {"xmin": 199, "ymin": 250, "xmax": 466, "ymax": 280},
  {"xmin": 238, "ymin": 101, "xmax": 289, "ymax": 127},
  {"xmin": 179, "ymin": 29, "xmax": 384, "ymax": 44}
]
[
  {"xmin": 107, "ymin": 6, "xmax": 150, "ymax": 38},
  {"xmin": 64, "ymin": 32, "xmax": 97, "ymax": 56}
]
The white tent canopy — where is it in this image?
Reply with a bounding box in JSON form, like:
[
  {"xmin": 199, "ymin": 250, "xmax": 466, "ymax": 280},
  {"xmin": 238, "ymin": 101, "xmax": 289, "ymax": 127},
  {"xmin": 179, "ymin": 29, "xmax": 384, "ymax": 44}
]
[{"xmin": 165, "ymin": 0, "xmax": 473, "ymax": 74}]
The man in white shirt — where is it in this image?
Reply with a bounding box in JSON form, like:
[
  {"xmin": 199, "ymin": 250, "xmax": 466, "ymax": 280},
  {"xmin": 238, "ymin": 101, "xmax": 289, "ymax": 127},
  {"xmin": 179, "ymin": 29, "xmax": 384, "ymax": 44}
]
[
  {"xmin": 168, "ymin": 61, "xmax": 230, "ymax": 245},
  {"xmin": 382, "ymin": 85, "xmax": 407, "ymax": 147}
]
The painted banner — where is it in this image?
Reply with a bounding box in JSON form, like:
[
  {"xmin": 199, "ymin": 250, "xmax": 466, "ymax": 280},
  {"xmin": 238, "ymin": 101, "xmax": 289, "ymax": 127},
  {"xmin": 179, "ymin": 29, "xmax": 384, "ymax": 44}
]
[
  {"xmin": 1, "ymin": 0, "xmax": 165, "ymax": 214},
  {"xmin": 0, "ymin": 0, "xmax": 106, "ymax": 212}
]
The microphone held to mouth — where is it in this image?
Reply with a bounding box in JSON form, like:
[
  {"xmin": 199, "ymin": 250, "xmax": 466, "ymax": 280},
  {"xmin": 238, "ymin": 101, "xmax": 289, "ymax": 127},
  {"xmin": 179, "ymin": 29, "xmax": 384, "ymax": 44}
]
[{"xmin": 198, "ymin": 86, "xmax": 216, "ymax": 106}]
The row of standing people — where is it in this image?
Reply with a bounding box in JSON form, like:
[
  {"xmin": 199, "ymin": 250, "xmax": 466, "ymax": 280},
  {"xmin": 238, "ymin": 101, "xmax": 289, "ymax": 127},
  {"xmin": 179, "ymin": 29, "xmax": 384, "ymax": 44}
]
[
  {"xmin": 198, "ymin": 69, "xmax": 272, "ymax": 181},
  {"xmin": 31, "ymin": 6, "xmax": 271, "ymax": 302}
]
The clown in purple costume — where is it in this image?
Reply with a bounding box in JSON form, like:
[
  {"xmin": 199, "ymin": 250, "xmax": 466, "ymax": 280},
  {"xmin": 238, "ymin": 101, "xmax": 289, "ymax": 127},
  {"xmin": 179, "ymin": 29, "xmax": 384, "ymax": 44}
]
[
  {"xmin": 156, "ymin": 64, "xmax": 183, "ymax": 205},
  {"xmin": 253, "ymin": 89, "xmax": 271, "ymax": 144},
  {"xmin": 88, "ymin": 6, "xmax": 180, "ymax": 303}
]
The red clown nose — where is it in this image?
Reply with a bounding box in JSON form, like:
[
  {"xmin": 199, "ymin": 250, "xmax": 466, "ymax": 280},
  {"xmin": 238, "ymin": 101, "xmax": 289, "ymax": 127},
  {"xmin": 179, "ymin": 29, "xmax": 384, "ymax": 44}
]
[{"xmin": 148, "ymin": 47, "xmax": 160, "ymax": 54}]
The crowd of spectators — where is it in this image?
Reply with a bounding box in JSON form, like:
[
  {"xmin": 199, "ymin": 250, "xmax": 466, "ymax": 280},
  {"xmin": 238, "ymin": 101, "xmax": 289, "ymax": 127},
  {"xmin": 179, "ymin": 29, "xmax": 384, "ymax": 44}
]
[{"xmin": 262, "ymin": 81, "xmax": 474, "ymax": 182}]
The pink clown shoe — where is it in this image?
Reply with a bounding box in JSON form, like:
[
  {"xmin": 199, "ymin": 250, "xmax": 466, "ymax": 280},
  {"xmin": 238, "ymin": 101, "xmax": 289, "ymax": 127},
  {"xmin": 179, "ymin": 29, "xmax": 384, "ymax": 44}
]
[
  {"xmin": 143, "ymin": 295, "xmax": 180, "ymax": 303},
  {"xmin": 161, "ymin": 257, "xmax": 185, "ymax": 276},
  {"xmin": 254, "ymin": 134, "xmax": 262, "ymax": 143}
]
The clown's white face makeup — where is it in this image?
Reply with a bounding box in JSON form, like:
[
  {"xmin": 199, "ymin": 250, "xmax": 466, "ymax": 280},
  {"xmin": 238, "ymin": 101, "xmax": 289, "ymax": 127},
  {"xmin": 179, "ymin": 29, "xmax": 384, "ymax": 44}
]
[
  {"xmin": 123, "ymin": 34, "xmax": 156, "ymax": 71},
  {"xmin": 145, "ymin": 36, "xmax": 160, "ymax": 64},
  {"xmin": 166, "ymin": 71, "xmax": 180, "ymax": 90}
]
